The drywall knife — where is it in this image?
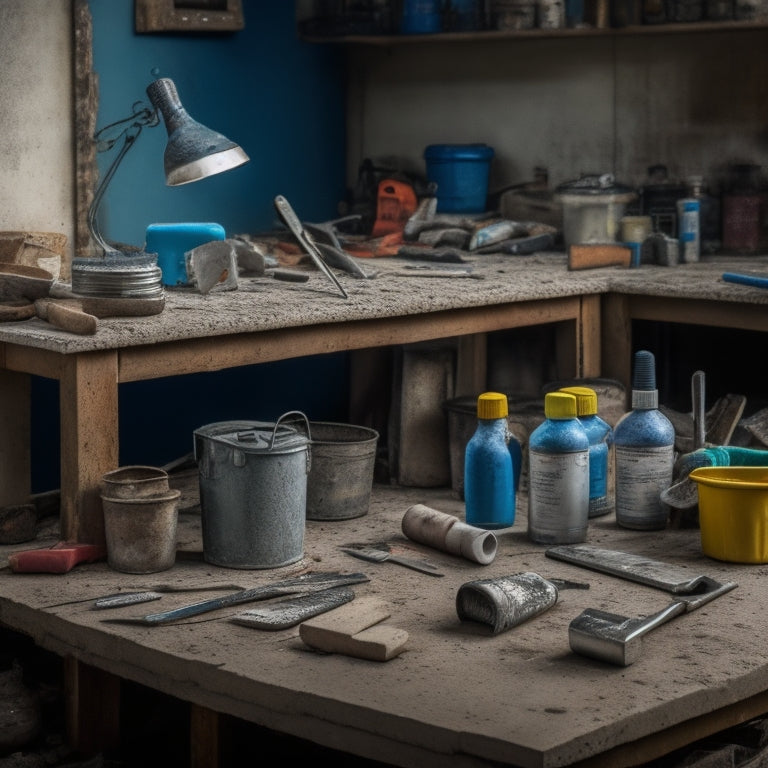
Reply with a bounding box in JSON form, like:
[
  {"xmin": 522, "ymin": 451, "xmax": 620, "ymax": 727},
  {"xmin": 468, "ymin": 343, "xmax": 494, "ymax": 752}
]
[{"xmin": 101, "ymin": 571, "xmax": 370, "ymax": 625}]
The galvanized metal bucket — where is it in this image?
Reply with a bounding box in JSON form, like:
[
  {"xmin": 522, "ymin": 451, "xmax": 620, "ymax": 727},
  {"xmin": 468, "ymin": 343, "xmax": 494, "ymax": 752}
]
[
  {"xmin": 306, "ymin": 422, "xmax": 379, "ymax": 521},
  {"xmin": 193, "ymin": 412, "xmax": 311, "ymax": 569}
]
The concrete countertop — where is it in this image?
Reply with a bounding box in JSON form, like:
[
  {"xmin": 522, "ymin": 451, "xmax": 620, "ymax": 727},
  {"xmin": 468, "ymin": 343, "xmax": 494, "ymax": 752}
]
[
  {"xmin": 0, "ymin": 478, "xmax": 764, "ymax": 768},
  {"xmin": 2, "ymin": 252, "xmax": 768, "ymax": 354}
]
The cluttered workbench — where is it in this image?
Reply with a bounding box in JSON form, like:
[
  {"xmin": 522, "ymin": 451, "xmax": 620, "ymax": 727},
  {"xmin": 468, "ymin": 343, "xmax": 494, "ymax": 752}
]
[
  {"xmin": 4, "ymin": 250, "xmax": 768, "ymax": 766},
  {"xmin": 1, "ymin": 479, "xmax": 768, "ymax": 768}
]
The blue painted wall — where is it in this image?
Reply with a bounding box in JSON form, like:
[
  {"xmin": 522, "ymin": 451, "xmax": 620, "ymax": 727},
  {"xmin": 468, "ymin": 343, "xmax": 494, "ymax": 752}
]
[{"xmin": 31, "ymin": 1, "xmax": 351, "ymax": 491}]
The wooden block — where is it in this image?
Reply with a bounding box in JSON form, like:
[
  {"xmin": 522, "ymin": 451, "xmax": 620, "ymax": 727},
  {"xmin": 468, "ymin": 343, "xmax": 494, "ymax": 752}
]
[
  {"xmin": 299, "ymin": 596, "xmax": 409, "ymax": 662},
  {"xmin": 568, "ymin": 244, "xmax": 631, "ymax": 271}
]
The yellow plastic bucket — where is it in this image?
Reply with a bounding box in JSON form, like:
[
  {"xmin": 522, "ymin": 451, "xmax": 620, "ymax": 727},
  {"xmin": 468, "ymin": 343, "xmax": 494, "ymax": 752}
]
[{"xmin": 689, "ymin": 466, "xmax": 768, "ymax": 564}]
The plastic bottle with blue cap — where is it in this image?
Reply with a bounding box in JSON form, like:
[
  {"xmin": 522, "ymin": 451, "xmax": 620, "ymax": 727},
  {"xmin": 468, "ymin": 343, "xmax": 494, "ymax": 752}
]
[{"xmin": 613, "ymin": 350, "xmax": 675, "ymax": 530}]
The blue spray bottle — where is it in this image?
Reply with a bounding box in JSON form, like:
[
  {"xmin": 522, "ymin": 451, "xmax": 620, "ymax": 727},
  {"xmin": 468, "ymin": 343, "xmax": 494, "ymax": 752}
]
[{"xmin": 613, "ymin": 350, "xmax": 675, "ymax": 530}]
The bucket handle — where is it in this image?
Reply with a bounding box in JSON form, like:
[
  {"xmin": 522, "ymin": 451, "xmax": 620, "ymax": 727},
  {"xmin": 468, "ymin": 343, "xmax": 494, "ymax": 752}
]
[
  {"xmin": 271, "ymin": 410, "xmax": 311, "ymax": 447},
  {"xmin": 272, "ymin": 411, "xmax": 312, "ymax": 475}
]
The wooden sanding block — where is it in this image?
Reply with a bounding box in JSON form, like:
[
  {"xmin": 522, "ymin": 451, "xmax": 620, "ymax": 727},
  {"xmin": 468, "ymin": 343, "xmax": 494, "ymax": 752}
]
[
  {"xmin": 8, "ymin": 541, "xmax": 107, "ymax": 573},
  {"xmin": 299, "ymin": 596, "xmax": 409, "ymax": 662},
  {"xmin": 568, "ymin": 244, "xmax": 631, "ymax": 271}
]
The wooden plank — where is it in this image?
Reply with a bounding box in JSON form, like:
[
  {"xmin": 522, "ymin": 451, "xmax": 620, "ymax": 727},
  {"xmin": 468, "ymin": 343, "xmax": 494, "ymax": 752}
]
[
  {"xmin": 117, "ymin": 299, "xmax": 584, "ymax": 383},
  {"xmin": 2, "ymin": 343, "xmax": 66, "ymax": 379},
  {"xmin": 64, "ymin": 658, "xmax": 120, "ymax": 755},
  {"xmin": 568, "ymin": 244, "xmax": 631, "ymax": 270},
  {"xmin": 626, "ymin": 295, "xmax": 768, "ymax": 331},
  {"xmin": 0, "ymin": 368, "xmax": 31, "ymax": 506},
  {"xmin": 190, "ymin": 704, "xmax": 220, "ymax": 768},
  {"xmin": 348, "ymin": 348, "xmax": 393, "ymax": 436},
  {"xmin": 455, "ymin": 334, "xmax": 487, "ymax": 396},
  {"xmin": 59, "ymin": 351, "xmax": 119, "ymax": 546},
  {"xmin": 580, "ymin": 294, "xmax": 602, "ymax": 378},
  {"xmin": 601, "ymin": 293, "xmax": 632, "ymax": 400}
]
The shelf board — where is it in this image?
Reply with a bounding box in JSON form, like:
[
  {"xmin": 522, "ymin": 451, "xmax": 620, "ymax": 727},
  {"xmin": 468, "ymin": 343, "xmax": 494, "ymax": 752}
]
[{"xmin": 301, "ymin": 18, "xmax": 768, "ymax": 45}]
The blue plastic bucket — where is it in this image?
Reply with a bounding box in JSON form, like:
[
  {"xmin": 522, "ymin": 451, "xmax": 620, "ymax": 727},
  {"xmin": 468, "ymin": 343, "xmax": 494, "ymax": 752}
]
[
  {"xmin": 400, "ymin": 0, "xmax": 443, "ymax": 33},
  {"xmin": 424, "ymin": 144, "xmax": 495, "ymax": 213}
]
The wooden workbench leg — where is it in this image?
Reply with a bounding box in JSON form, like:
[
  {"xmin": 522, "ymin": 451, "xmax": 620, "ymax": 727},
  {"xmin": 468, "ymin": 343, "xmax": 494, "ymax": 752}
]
[
  {"xmin": 580, "ymin": 294, "xmax": 602, "ymax": 378},
  {"xmin": 59, "ymin": 350, "xmax": 119, "ymax": 546},
  {"xmin": 0, "ymin": 369, "xmax": 31, "ymax": 506},
  {"xmin": 64, "ymin": 657, "xmax": 120, "ymax": 756},
  {"xmin": 601, "ymin": 293, "xmax": 632, "ymax": 406},
  {"xmin": 456, "ymin": 333, "xmax": 487, "ymax": 396},
  {"xmin": 554, "ymin": 320, "xmax": 578, "ymax": 381},
  {"xmin": 190, "ymin": 704, "xmax": 221, "ymax": 768}
]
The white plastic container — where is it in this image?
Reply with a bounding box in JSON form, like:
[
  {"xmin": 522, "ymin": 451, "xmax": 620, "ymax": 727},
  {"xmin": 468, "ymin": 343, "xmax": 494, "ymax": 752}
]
[{"xmin": 556, "ymin": 174, "xmax": 637, "ymax": 250}]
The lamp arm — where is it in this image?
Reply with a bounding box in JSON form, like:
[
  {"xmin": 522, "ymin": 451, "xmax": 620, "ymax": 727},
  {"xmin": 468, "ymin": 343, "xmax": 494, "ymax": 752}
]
[{"xmin": 87, "ymin": 104, "xmax": 159, "ymax": 257}]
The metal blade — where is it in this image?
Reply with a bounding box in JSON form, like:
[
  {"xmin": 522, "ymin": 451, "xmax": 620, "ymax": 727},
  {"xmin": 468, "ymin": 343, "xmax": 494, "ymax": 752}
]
[
  {"xmin": 101, "ymin": 571, "xmax": 369, "ymax": 625},
  {"xmin": 546, "ymin": 544, "xmax": 734, "ymax": 596},
  {"xmin": 273, "ymin": 195, "xmax": 348, "ymax": 298}
]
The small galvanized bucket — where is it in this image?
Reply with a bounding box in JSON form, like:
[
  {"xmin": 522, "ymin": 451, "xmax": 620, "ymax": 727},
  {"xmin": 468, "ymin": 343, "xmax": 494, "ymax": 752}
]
[
  {"xmin": 306, "ymin": 422, "xmax": 379, "ymax": 521},
  {"xmin": 193, "ymin": 412, "xmax": 311, "ymax": 569}
]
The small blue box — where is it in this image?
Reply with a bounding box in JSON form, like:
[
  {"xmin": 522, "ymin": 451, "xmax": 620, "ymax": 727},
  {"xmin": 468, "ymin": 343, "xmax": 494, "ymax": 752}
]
[
  {"xmin": 145, "ymin": 222, "xmax": 226, "ymax": 287},
  {"xmin": 424, "ymin": 144, "xmax": 495, "ymax": 213}
]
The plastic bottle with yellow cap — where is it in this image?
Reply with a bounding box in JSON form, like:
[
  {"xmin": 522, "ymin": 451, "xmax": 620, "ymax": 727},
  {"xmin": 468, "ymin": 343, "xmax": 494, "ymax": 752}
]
[
  {"xmin": 527, "ymin": 391, "xmax": 590, "ymax": 544},
  {"xmin": 464, "ymin": 392, "xmax": 519, "ymax": 530},
  {"xmin": 559, "ymin": 385, "xmax": 613, "ymax": 518}
]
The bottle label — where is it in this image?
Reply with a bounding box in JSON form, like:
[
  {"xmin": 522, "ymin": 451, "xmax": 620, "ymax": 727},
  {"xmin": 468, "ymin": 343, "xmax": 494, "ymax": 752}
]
[
  {"xmin": 528, "ymin": 449, "xmax": 589, "ymax": 543},
  {"xmin": 615, "ymin": 444, "xmax": 674, "ymax": 529}
]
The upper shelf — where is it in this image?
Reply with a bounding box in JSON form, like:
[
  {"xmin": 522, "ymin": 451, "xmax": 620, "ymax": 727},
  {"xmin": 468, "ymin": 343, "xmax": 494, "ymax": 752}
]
[{"xmin": 300, "ymin": 18, "xmax": 768, "ymax": 44}]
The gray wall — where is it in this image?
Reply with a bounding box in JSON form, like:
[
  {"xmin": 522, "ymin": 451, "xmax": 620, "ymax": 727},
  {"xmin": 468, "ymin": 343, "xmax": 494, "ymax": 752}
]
[
  {"xmin": 0, "ymin": 0, "xmax": 74, "ymax": 259},
  {"xmin": 345, "ymin": 29, "xmax": 768, "ymax": 192}
]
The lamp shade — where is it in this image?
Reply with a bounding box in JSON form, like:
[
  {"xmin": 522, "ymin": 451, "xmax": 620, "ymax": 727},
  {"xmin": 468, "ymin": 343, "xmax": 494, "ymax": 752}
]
[{"xmin": 146, "ymin": 78, "xmax": 249, "ymax": 186}]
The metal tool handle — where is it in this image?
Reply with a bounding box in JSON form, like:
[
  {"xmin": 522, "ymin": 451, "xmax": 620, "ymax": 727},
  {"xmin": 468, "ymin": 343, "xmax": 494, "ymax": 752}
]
[
  {"xmin": 623, "ymin": 601, "xmax": 687, "ymax": 643},
  {"xmin": 273, "ymin": 195, "xmax": 348, "ymax": 299}
]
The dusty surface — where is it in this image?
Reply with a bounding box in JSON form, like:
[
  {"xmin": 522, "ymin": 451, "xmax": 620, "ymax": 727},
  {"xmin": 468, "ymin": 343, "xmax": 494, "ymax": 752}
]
[
  {"xmin": 1, "ymin": 253, "xmax": 768, "ymax": 354},
  {"xmin": 0, "ymin": 477, "xmax": 765, "ymax": 768}
]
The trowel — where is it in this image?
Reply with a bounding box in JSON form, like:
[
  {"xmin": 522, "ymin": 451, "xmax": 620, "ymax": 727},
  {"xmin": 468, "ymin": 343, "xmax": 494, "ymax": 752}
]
[
  {"xmin": 568, "ymin": 579, "xmax": 736, "ymax": 666},
  {"xmin": 546, "ymin": 544, "xmax": 738, "ymax": 665}
]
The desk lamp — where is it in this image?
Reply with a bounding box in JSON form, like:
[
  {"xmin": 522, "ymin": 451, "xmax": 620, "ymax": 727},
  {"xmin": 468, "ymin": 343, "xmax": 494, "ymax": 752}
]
[{"xmin": 73, "ymin": 77, "xmax": 249, "ymax": 298}]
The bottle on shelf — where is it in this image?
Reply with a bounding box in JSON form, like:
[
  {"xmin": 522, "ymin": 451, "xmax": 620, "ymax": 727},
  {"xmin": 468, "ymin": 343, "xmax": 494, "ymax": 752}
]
[
  {"xmin": 527, "ymin": 391, "xmax": 590, "ymax": 544},
  {"xmin": 559, "ymin": 385, "xmax": 613, "ymax": 518},
  {"xmin": 721, "ymin": 163, "xmax": 767, "ymax": 254},
  {"xmin": 613, "ymin": 350, "xmax": 675, "ymax": 530},
  {"xmin": 640, "ymin": 164, "xmax": 688, "ymax": 237},
  {"xmin": 686, "ymin": 175, "xmax": 721, "ymax": 254},
  {"xmin": 464, "ymin": 392, "xmax": 520, "ymax": 530},
  {"xmin": 676, "ymin": 196, "xmax": 701, "ymax": 263}
]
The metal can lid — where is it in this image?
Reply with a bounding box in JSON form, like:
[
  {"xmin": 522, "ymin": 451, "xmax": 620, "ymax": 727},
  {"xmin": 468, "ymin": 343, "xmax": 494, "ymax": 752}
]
[
  {"xmin": 194, "ymin": 420, "xmax": 309, "ymax": 454},
  {"xmin": 555, "ymin": 173, "xmax": 635, "ymax": 197}
]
